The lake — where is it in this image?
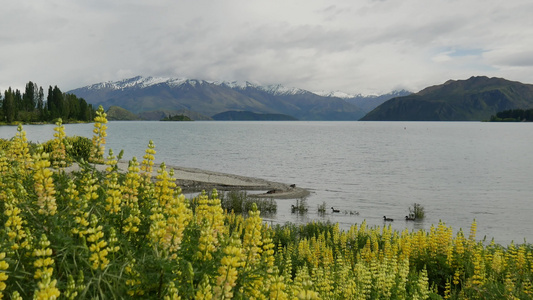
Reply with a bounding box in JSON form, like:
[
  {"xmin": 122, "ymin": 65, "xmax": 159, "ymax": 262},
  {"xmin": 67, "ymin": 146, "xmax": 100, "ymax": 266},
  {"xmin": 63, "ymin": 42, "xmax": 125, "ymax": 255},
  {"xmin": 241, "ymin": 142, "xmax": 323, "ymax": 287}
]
[{"xmin": 2, "ymin": 121, "xmax": 532, "ymax": 245}]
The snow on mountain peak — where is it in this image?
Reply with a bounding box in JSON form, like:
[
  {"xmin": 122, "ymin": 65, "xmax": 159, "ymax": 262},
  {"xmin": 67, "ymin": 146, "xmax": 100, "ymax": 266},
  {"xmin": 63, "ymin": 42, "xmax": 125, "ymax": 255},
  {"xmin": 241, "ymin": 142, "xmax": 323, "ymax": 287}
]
[
  {"xmin": 86, "ymin": 76, "xmax": 192, "ymax": 90},
  {"xmin": 314, "ymin": 90, "xmax": 358, "ymax": 98},
  {"xmin": 82, "ymin": 75, "xmax": 401, "ymax": 99},
  {"xmin": 260, "ymin": 84, "xmax": 306, "ymax": 96}
]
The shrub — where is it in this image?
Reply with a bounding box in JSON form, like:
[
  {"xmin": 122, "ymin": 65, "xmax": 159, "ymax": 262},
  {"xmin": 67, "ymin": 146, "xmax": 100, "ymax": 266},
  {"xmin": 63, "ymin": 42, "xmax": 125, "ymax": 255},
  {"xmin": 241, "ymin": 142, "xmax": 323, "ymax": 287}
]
[
  {"xmin": 220, "ymin": 190, "xmax": 277, "ymax": 214},
  {"xmin": 409, "ymin": 203, "xmax": 425, "ymax": 219}
]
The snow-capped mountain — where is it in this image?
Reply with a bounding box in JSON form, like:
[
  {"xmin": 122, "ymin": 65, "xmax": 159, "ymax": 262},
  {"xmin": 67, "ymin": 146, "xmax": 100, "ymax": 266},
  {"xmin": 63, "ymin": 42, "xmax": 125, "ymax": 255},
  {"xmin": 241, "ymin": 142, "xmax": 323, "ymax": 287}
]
[
  {"xmin": 68, "ymin": 76, "xmax": 407, "ymax": 120},
  {"xmin": 314, "ymin": 90, "xmax": 362, "ymax": 99},
  {"xmin": 87, "ymin": 76, "xmax": 307, "ymax": 96}
]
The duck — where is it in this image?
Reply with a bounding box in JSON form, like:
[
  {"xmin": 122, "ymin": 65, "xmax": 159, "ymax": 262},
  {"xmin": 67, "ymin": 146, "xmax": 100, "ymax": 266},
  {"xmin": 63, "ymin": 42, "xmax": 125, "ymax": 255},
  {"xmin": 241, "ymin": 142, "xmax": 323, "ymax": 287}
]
[
  {"xmin": 405, "ymin": 216, "xmax": 416, "ymax": 221},
  {"xmin": 383, "ymin": 216, "xmax": 394, "ymax": 221},
  {"xmin": 331, "ymin": 207, "xmax": 340, "ymax": 213}
]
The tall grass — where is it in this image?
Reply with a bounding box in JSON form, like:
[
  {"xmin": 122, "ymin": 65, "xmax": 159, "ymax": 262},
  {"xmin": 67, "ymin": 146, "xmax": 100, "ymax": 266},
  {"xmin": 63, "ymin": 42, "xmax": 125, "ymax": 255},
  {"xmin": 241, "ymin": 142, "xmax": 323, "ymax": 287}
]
[{"xmin": 219, "ymin": 190, "xmax": 277, "ymax": 214}]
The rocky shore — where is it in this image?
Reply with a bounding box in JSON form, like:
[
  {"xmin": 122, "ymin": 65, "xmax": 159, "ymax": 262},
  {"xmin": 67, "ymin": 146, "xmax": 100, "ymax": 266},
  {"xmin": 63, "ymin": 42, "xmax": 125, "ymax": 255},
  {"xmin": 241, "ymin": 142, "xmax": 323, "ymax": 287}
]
[{"xmin": 64, "ymin": 161, "xmax": 310, "ymax": 199}]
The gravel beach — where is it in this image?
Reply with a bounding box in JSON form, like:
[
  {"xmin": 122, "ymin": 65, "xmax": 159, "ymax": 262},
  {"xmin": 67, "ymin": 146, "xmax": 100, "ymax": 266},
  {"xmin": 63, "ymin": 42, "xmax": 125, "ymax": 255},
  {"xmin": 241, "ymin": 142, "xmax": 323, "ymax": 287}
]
[{"xmin": 64, "ymin": 161, "xmax": 310, "ymax": 199}]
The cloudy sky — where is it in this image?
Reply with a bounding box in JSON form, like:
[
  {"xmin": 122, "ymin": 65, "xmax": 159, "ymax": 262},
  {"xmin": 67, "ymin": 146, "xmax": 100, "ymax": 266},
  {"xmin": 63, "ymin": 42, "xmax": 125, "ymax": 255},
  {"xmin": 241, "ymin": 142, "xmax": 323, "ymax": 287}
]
[{"xmin": 2, "ymin": 0, "xmax": 533, "ymax": 95}]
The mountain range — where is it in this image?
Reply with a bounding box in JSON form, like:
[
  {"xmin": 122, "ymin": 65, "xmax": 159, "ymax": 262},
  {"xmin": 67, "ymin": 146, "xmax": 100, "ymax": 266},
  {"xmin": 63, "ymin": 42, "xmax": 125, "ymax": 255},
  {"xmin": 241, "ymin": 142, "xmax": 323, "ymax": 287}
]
[
  {"xmin": 67, "ymin": 76, "xmax": 409, "ymax": 121},
  {"xmin": 361, "ymin": 76, "xmax": 533, "ymax": 121},
  {"xmin": 68, "ymin": 75, "xmax": 533, "ymax": 121}
]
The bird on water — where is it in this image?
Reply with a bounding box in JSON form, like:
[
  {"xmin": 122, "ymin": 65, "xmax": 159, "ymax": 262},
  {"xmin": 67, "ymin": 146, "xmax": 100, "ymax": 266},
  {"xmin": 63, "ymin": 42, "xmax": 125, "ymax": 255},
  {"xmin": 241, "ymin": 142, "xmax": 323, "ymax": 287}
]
[{"xmin": 383, "ymin": 216, "xmax": 394, "ymax": 221}]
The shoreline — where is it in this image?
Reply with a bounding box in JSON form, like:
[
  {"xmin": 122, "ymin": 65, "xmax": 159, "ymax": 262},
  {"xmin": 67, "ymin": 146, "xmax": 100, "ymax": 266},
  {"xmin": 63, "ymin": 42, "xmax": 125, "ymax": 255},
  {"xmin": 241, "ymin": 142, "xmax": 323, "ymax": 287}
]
[{"xmin": 64, "ymin": 161, "xmax": 310, "ymax": 199}]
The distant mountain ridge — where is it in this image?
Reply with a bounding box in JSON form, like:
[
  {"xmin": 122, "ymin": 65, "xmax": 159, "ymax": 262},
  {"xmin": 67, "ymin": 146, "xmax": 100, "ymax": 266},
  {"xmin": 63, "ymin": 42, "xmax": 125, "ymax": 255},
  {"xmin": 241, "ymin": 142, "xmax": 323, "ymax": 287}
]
[
  {"xmin": 361, "ymin": 76, "xmax": 533, "ymax": 121},
  {"xmin": 68, "ymin": 76, "xmax": 406, "ymax": 120}
]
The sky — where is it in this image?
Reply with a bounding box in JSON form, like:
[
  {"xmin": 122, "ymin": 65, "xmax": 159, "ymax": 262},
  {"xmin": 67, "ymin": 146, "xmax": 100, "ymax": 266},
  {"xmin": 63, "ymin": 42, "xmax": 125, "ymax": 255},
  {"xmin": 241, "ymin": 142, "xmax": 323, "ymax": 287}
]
[{"xmin": 2, "ymin": 0, "xmax": 533, "ymax": 96}]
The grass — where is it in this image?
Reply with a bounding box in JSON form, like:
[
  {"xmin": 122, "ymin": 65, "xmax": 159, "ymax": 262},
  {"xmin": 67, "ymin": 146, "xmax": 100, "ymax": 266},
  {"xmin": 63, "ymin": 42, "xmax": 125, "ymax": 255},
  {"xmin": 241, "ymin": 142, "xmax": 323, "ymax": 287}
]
[{"xmin": 219, "ymin": 190, "xmax": 277, "ymax": 214}]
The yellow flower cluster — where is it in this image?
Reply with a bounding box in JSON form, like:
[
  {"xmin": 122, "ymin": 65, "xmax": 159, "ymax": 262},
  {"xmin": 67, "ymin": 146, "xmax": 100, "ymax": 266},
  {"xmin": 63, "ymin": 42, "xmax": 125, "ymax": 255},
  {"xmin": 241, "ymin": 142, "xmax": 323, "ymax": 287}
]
[
  {"xmin": 89, "ymin": 105, "xmax": 107, "ymax": 164},
  {"xmin": 0, "ymin": 252, "xmax": 8, "ymax": 299},
  {"xmin": 50, "ymin": 118, "xmax": 68, "ymax": 169},
  {"xmin": 33, "ymin": 234, "xmax": 60, "ymax": 299},
  {"xmin": 104, "ymin": 149, "xmax": 122, "ymax": 214},
  {"xmin": 1, "ymin": 115, "xmax": 532, "ymax": 299},
  {"xmin": 33, "ymin": 153, "xmax": 57, "ymax": 216},
  {"xmin": 122, "ymin": 157, "xmax": 142, "ymax": 236},
  {"xmin": 86, "ymin": 214, "xmax": 110, "ymax": 270}
]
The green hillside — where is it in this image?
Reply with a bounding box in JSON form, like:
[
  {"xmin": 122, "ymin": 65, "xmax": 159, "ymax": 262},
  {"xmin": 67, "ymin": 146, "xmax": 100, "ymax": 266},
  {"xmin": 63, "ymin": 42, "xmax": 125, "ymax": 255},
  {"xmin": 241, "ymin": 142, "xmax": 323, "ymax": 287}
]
[
  {"xmin": 106, "ymin": 106, "xmax": 140, "ymax": 120},
  {"xmin": 361, "ymin": 76, "xmax": 533, "ymax": 121}
]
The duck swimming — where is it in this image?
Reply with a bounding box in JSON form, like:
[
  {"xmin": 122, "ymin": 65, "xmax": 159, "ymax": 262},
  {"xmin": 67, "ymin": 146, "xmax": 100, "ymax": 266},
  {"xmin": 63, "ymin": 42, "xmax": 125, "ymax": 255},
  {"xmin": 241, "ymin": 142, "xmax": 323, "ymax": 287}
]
[
  {"xmin": 331, "ymin": 207, "xmax": 340, "ymax": 213},
  {"xmin": 383, "ymin": 216, "xmax": 394, "ymax": 221}
]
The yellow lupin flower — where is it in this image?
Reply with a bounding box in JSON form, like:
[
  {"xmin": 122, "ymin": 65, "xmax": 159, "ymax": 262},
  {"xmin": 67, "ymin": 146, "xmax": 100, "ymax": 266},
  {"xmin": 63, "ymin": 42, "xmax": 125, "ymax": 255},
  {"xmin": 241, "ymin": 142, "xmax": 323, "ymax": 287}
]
[
  {"xmin": 122, "ymin": 157, "xmax": 142, "ymax": 236},
  {"xmin": 195, "ymin": 189, "xmax": 225, "ymax": 260},
  {"xmin": 86, "ymin": 215, "xmax": 110, "ymax": 270},
  {"xmin": 141, "ymin": 140, "xmax": 156, "ymax": 179},
  {"xmin": 242, "ymin": 203, "xmax": 264, "ymax": 269},
  {"xmin": 154, "ymin": 162, "xmax": 175, "ymax": 208},
  {"xmin": 32, "ymin": 153, "xmax": 57, "ymax": 216},
  {"xmin": 214, "ymin": 233, "xmax": 244, "ymax": 299},
  {"xmin": 4, "ymin": 201, "xmax": 28, "ymax": 251},
  {"xmin": 50, "ymin": 118, "xmax": 68, "ymax": 169},
  {"xmin": 268, "ymin": 274, "xmax": 289, "ymax": 300},
  {"xmin": 32, "ymin": 234, "xmax": 61, "ymax": 300},
  {"xmin": 163, "ymin": 282, "xmax": 181, "ymax": 300},
  {"xmin": 7, "ymin": 125, "xmax": 33, "ymax": 169},
  {"xmin": 104, "ymin": 149, "xmax": 122, "ymax": 214},
  {"xmin": 471, "ymin": 246, "xmax": 485, "ymax": 286},
  {"xmin": 292, "ymin": 266, "xmax": 319, "ymax": 300},
  {"xmin": 0, "ymin": 252, "xmax": 8, "ymax": 298},
  {"xmin": 468, "ymin": 219, "xmax": 477, "ymax": 243},
  {"xmin": 415, "ymin": 267, "xmax": 430, "ymax": 300},
  {"xmin": 195, "ymin": 274, "xmax": 213, "ymax": 300},
  {"xmin": 125, "ymin": 259, "xmax": 144, "ymax": 296},
  {"xmin": 89, "ymin": 105, "xmax": 107, "ymax": 164},
  {"xmin": 10, "ymin": 291, "xmax": 22, "ymax": 300}
]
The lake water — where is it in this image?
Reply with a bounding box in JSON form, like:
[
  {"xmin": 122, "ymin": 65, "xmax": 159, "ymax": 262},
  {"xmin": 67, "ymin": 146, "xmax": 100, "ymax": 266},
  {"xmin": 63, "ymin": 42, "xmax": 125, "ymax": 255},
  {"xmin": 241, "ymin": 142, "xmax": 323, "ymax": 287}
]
[{"xmin": 2, "ymin": 121, "xmax": 532, "ymax": 245}]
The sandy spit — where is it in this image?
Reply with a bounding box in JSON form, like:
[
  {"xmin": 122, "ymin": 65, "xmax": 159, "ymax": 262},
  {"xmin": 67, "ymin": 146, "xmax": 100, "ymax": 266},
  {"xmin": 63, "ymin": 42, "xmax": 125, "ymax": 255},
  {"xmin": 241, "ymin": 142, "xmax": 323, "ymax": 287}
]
[{"xmin": 64, "ymin": 161, "xmax": 310, "ymax": 199}]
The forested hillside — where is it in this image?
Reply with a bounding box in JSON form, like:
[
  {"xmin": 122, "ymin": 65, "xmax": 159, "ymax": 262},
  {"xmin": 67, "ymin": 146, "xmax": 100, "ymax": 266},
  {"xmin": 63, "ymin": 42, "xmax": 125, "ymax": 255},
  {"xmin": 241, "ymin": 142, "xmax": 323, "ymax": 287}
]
[{"xmin": 1, "ymin": 81, "xmax": 95, "ymax": 123}]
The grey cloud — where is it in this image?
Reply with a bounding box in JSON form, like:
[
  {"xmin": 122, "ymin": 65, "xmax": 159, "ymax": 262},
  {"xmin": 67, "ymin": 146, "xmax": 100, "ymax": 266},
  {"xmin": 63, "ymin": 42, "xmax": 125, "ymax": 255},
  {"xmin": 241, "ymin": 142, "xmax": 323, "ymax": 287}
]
[{"xmin": 2, "ymin": 0, "xmax": 533, "ymax": 95}]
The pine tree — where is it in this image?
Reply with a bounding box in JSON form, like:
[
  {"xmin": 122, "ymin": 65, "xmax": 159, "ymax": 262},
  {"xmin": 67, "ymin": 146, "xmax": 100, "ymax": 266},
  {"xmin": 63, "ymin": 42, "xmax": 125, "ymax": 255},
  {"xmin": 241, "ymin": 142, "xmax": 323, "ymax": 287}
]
[
  {"xmin": 3, "ymin": 88, "xmax": 15, "ymax": 123},
  {"xmin": 23, "ymin": 81, "xmax": 38, "ymax": 112},
  {"xmin": 37, "ymin": 86, "xmax": 45, "ymax": 121}
]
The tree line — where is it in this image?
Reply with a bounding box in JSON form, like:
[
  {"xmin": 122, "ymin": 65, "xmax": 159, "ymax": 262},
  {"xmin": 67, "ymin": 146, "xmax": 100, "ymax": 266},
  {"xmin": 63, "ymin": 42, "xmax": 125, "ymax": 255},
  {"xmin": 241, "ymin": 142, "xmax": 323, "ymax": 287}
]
[
  {"xmin": 489, "ymin": 108, "xmax": 533, "ymax": 122},
  {"xmin": 1, "ymin": 81, "xmax": 95, "ymax": 123}
]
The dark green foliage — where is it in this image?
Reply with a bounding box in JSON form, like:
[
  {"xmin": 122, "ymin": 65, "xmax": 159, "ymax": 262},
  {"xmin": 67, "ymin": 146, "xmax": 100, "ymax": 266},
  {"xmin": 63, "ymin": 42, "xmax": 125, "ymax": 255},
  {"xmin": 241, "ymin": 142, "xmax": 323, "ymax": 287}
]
[
  {"xmin": 41, "ymin": 136, "xmax": 92, "ymax": 161},
  {"xmin": 2, "ymin": 88, "xmax": 15, "ymax": 123},
  {"xmin": 1, "ymin": 81, "xmax": 94, "ymax": 124},
  {"xmin": 161, "ymin": 114, "xmax": 192, "ymax": 121},
  {"xmin": 409, "ymin": 203, "xmax": 425, "ymax": 219},
  {"xmin": 271, "ymin": 221, "xmax": 338, "ymax": 249},
  {"xmin": 219, "ymin": 190, "xmax": 277, "ymax": 214},
  {"xmin": 489, "ymin": 108, "xmax": 533, "ymax": 121}
]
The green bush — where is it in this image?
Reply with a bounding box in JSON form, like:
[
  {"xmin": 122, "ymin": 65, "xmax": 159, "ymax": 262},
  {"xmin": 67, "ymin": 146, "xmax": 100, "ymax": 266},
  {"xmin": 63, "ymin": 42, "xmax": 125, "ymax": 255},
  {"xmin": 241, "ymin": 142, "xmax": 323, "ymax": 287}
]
[{"xmin": 41, "ymin": 135, "xmax": 92, "ymax": 162}]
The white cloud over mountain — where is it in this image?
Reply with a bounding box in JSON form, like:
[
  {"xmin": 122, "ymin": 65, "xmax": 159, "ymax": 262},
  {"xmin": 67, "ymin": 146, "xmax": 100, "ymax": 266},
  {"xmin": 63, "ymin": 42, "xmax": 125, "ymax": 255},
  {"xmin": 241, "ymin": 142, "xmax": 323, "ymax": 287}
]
[{"xmin": 1, "ymin": 0, "xmax": 532, "ymax": 95}]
